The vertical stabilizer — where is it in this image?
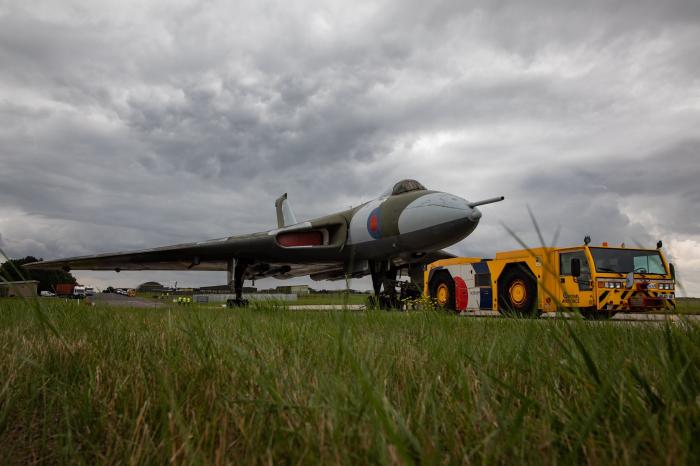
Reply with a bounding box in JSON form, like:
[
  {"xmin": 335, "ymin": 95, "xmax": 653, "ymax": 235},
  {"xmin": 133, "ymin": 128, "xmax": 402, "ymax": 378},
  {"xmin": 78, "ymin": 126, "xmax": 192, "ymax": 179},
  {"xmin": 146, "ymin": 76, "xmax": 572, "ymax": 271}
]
[{"xmin": 275, "ymin": 193, "xmax": 298, "ymax": 228}]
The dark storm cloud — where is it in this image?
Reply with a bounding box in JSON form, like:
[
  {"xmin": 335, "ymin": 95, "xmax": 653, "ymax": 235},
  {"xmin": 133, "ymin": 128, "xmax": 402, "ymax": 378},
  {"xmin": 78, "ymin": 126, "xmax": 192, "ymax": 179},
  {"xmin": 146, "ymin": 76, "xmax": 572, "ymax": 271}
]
[
  {"xmin": 1, "ymin": 0, "xmax": 699, "ymax": 293},
  {"xmin": 592, "ymin": 141, "xmax": 700, "ymax": 200},
  {"xmin": 514, "ymin": 141, "xmax": 700, "ymax": 238}
]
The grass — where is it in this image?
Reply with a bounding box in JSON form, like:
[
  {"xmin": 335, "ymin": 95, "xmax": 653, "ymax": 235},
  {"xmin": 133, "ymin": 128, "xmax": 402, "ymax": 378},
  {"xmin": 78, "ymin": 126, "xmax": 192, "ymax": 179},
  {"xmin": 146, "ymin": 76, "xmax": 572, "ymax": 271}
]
[
  {"xmin": 292, "ymin": 292, "xmax": 370, "ymax": 306},
  {"xmin": 0, "ymin": 299, "xmax": 699, "ymax": 465},
  {"xmin": 677, "ymin": 297, "xmax": 700, "ymax": 314}
]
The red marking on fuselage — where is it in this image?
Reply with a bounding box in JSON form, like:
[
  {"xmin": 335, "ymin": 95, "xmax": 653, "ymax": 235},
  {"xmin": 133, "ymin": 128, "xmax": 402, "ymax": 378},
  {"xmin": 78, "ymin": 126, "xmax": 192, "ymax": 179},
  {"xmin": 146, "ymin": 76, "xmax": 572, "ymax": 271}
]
[{"xmin": 369, "ymin": 215, "xmax": 378, "ymax": 232}]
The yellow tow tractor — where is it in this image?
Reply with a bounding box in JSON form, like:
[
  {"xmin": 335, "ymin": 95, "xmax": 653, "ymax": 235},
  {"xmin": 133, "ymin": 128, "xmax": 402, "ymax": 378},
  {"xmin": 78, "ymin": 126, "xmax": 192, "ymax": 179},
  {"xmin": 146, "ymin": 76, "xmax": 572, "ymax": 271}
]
[{"xmin": 424, "ymin": 239, "xmax": 676, "ymax": 319}]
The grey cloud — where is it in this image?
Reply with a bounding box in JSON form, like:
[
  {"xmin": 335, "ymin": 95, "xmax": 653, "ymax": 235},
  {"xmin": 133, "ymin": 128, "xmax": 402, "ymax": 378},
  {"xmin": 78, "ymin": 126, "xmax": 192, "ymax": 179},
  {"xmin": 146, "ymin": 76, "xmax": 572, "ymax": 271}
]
[
  {"xmin": 518, "ymin": 141, "xmax": 700, "ymax": 237},
  {"xmin": 593, "ymin": 141, "xmax": 700, "ymax": 201},
  {"xmin": 1, "ymin": 0, "xmax": 699, "ymax": 294}
]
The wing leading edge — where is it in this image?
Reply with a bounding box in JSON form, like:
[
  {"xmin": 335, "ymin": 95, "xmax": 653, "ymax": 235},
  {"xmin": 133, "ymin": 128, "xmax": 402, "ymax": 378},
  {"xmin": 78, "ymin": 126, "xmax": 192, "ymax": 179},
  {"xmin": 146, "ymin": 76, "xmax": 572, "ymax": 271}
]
[{"xmin": 23, "ymin": 233, "xmax": 265, "ymax": 272}]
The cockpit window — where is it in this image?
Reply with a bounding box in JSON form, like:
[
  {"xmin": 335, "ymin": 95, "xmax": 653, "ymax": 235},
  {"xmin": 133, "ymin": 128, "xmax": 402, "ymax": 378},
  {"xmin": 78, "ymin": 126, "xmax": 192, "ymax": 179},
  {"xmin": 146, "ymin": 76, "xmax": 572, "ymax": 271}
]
[
  {"xmin": 378, "ymin": 179, "xmax": 428, "ymax": 198},
  {"xmin": 390, "ymin": 179, "xmax": 427, "ymax": 196}
]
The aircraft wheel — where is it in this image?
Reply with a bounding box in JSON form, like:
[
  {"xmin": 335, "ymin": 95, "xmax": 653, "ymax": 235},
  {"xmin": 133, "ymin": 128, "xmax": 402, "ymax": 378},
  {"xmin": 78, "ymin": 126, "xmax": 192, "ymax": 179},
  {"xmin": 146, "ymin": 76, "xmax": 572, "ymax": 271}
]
[
  {"xmin": 499, "ymin": 268, "xmax": 539, "ymax": 317},
  {"xmin": 226, "ymin": 298, "xmax": 249, "ymax": 308},
  {"xmin": 379, "ymin": 294, "xmax": 400, "ymax": 310},
  {"xmin": 581, "ymin": 309, "xmax": 616, "ymax": 320},
  {"xmin": 430, "ymin": 272, "xmax": 456, "ymax": 312}
]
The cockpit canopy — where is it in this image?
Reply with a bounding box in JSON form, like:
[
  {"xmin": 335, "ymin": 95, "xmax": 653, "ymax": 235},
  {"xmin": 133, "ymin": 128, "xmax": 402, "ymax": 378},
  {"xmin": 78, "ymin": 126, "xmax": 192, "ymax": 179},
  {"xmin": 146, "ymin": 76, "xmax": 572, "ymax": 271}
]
[{"xmin": 380, "ymin": 179, "xmax": 427, "ymax": 197}]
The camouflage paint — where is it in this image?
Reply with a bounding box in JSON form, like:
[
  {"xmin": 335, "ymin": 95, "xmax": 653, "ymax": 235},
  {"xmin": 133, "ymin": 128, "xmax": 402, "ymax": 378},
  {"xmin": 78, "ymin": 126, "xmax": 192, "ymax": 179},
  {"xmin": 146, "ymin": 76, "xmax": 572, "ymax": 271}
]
[{"xmin": 26, "ymin": 180, "xmax": 502, "ymax": 284}]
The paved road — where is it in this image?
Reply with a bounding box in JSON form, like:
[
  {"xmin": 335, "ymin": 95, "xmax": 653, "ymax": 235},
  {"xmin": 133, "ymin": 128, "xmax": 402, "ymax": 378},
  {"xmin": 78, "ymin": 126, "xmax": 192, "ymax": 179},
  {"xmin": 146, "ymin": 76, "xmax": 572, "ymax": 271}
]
[
  {"xmin": 286, "ymin": 305, "xmax": 699, "ymax": 321},
  {"xmin": 88, "ymin": 296, "xmax": 699, "ymax": 322},
  {"xmin": 461, "ymin": 310, "xmax": 700, "ymax": 322},
  {"xmin": 287, "ymin": 304, "xmax": 366, "ymax": 311},
  {"xmin": 92, "ymin": 293, "xmax": 164, "ymax": 308}
]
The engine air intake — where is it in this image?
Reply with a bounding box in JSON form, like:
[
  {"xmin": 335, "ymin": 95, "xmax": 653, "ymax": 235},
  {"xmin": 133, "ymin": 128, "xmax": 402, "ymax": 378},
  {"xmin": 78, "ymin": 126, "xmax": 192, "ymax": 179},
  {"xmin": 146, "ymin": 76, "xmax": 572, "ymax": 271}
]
[{"xmin": 276, "ymin": 231, "xmax": 324, "ymax": 247}]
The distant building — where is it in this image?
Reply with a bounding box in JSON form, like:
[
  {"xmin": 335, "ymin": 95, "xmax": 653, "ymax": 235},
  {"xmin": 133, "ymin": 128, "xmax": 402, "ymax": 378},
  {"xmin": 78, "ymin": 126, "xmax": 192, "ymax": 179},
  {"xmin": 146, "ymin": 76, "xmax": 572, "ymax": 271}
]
[
  {"xmin": 137, "ymin": 281, "xmax": 165, "ymax": 292},
  {"xmin": 0, "ymin": 280, "xmax": 39, "ymax": 298},
  {"xmin": 275, "ymin": 285, "xmax": 310, "ymax": 296}
]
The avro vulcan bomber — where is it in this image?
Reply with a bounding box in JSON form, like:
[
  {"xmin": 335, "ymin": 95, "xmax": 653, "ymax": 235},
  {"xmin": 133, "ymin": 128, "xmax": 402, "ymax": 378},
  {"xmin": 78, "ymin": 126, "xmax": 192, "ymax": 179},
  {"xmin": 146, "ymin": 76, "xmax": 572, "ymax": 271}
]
[{"xmin": 26, "ymin": 180, "xmax": 504, "ymax": 305}]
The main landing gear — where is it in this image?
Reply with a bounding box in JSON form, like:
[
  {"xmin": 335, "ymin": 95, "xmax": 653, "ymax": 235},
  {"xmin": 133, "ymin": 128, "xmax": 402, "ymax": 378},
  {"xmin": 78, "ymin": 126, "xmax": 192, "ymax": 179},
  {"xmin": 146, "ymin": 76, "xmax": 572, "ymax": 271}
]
[
  {"xmin": 367, "ymin": 260, "xmax": 421, "ymax": 310},
  {"xmin": 226, "ymin": 258, "xmax": 250, "ymax": 308}
]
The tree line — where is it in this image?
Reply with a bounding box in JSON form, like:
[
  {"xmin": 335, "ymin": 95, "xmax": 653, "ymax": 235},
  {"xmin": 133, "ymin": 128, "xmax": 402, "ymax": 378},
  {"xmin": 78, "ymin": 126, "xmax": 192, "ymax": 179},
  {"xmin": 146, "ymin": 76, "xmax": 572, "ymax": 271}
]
[{"xmin": 0, "ymin": 256, "xmax": 76, "ymax": 292}]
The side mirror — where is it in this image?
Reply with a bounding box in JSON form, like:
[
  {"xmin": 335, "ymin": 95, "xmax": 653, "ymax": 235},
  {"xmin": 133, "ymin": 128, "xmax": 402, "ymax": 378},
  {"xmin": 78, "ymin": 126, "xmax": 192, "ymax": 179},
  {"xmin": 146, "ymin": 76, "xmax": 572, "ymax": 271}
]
[
  {"xmin": 670, "ymin": 263, "xmax": 675, "ymax": 281},
  {"xmin": 571, "ymin": 258, "xmax": 581, "ymax": 278}
]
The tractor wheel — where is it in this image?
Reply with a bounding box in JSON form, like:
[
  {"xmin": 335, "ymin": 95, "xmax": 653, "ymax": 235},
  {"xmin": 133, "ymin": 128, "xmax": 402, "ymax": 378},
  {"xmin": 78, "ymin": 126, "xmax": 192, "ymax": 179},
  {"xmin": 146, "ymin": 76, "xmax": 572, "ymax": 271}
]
[
  {"xmin": 499, "ymin": 267, "xmax": 539, "ymax": 317},
  {"xmin": 581, "ymin": 308, "xmax": 616, "ymax": 320},
  {"xmin": 430, "ymin": 272, "xmax": 456, "ymax": 312}
]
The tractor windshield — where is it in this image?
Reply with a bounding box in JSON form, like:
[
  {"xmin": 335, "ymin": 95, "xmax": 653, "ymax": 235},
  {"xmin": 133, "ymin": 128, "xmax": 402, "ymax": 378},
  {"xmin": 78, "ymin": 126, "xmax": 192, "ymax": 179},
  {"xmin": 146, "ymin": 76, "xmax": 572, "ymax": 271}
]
[{"xmin": 590, "ymin": 248, "xmax": 667, "ymax": 275}]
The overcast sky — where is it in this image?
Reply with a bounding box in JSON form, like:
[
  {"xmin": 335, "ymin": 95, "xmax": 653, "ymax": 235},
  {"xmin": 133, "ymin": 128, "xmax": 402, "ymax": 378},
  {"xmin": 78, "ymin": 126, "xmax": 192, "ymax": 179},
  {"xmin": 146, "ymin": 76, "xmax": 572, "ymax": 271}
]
[{"xmin": 1, "ymin": 0, "xmax": 699, "ymax": 296}]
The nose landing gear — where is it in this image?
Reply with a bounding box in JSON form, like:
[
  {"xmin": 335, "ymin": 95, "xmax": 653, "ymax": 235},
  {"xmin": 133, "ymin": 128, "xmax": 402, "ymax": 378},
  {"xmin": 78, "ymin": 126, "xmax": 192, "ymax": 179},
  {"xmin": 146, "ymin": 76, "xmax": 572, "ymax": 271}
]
[{"xmin": 367, "ymin": 260, "xmax": 421, "ymax": 310}]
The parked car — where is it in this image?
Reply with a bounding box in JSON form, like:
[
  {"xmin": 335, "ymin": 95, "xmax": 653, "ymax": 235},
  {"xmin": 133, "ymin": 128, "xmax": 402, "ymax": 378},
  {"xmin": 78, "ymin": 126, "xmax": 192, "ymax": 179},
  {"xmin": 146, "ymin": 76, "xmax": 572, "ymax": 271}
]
[{"xmin": 40, "ymin": 291, "xmax": 55, "ymax": 297}]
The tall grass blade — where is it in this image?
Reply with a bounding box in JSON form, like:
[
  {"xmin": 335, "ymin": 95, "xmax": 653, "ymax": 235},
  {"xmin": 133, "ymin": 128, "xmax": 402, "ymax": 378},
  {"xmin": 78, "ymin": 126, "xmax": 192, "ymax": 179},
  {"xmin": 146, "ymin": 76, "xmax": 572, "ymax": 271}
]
[{"xmin": 0, "ymin": 247, "xmax": 72, "ymax": 355}]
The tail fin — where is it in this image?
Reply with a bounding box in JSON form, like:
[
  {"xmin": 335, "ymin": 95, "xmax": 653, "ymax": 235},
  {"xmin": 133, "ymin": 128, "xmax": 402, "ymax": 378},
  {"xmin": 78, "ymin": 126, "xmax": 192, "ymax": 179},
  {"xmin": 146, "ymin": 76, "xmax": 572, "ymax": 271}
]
[{"xmin": 275, "ymin": 193, "xmax": 298, "ymax": 227}]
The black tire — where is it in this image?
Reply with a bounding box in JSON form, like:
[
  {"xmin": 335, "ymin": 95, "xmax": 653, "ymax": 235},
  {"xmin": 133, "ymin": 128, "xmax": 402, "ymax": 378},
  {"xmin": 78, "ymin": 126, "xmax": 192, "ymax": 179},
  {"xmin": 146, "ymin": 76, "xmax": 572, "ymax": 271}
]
[
  {"xmin": 429, "ymin": 271, "xmax": 456, "ymax": 312},
  {"xmin": 581, "ymin": 309, "xmax": 616, "ymax": 320},
  {"xmin": 498, "ymin": 266, "xmax": 539, "ymax": 317},
  {"xmin": 226, "ymin": 298, "xmax": 249, "ymax": 308},
  {"xmin": 366, "ymin": 294, "xmax": 398, "ymax": 310}
]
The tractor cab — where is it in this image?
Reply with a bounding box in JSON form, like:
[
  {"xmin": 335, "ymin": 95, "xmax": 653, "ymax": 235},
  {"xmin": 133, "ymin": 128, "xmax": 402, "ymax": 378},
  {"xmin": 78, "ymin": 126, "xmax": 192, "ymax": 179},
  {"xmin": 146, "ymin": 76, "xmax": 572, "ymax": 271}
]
[{"xmin": 564, "ymin": 244, "xmax": 675, "ymax": 313}]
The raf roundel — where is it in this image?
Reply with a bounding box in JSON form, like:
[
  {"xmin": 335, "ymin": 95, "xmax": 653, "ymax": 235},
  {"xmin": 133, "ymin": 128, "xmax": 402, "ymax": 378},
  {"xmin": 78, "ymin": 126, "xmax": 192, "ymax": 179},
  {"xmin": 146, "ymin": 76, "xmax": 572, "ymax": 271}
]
[{"xmin": 366, "ymin": 207, "xmax": 382, "ymax": 239}]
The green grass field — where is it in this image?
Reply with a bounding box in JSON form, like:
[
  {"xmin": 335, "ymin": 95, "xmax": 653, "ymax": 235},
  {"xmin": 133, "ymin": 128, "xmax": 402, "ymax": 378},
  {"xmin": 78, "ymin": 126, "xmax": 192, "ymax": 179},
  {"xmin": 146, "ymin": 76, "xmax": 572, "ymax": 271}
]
[
  {"xmin": 1, "ymin": 299, "xmax": 699, "ymax": 465},
  {"xmin": 292, "ymin": 292, "xmax": 370, "ymax": 306},
  {"xmin": 677, "ymin": 297, "xmax": 700, "ymax": 314}
]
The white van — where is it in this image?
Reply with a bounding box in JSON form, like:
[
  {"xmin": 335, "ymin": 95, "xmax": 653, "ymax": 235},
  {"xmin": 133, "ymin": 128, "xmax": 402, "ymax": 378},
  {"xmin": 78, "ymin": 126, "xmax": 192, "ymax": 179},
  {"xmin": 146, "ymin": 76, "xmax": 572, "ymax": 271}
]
[{"xmin": 73, "ymin": 285, "xmax": 86, "ymax": 298}]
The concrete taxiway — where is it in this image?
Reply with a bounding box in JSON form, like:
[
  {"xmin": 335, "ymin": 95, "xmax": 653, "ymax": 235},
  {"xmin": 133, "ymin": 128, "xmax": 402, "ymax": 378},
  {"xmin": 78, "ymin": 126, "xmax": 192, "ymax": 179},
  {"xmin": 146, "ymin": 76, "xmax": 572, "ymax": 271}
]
[
  {"xmin": 86, "ymin": 295, "xmax": 698, "ymax": 322},
  {"xmin": 92, "ymin": 293, "xmax": 164, "ymax": 308}
]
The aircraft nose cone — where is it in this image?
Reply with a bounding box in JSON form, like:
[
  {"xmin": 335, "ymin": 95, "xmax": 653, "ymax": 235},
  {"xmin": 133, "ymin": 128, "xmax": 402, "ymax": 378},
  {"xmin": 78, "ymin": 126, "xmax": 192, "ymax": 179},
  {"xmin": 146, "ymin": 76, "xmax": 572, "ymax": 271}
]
[
  {"xmin": 468, "ymin": 207, "xmax": 482, "ymax": 222},
  {"xmin": 398, "ymin": 192, "xmax": 480, "ymax": 240}
]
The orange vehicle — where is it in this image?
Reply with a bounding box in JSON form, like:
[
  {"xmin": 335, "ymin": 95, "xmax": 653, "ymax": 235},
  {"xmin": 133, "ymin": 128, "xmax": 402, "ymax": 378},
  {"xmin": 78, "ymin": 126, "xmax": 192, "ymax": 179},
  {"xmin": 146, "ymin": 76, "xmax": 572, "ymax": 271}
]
[{"xmin": 424, "ymin": 240, "xmax": 675, "ymax": 319}]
